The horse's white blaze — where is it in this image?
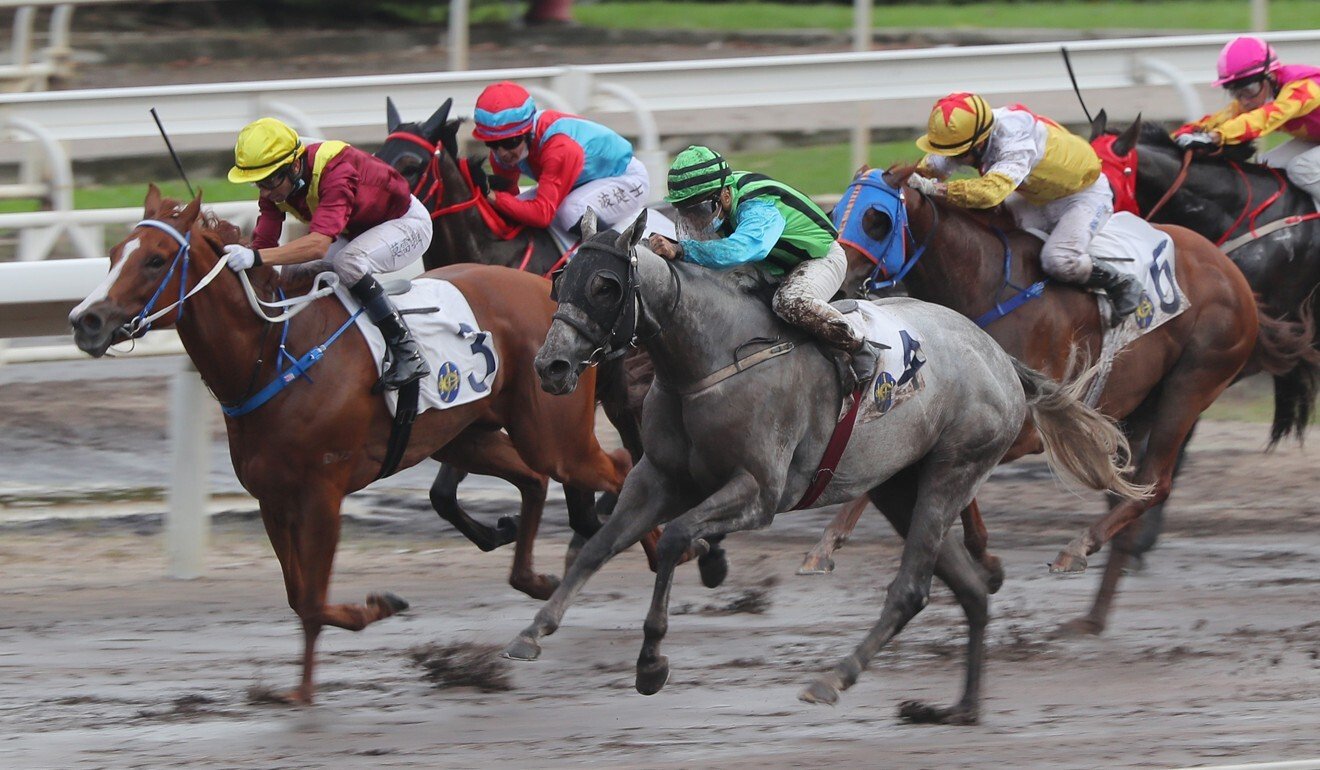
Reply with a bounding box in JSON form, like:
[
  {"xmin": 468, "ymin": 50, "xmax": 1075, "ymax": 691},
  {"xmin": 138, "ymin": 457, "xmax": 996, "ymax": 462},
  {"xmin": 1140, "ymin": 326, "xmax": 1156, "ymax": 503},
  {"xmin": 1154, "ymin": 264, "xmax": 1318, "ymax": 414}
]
[{"xmin": 69, "ymin": 239, "xmax": 135, "ymax": 320}]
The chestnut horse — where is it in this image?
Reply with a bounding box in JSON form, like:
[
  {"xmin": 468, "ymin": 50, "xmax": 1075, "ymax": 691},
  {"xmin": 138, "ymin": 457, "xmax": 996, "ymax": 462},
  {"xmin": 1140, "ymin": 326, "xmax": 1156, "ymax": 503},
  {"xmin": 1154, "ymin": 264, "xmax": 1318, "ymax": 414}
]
[
  {"xmin": 804, "ymin": 167, "xmax": 1317, "ymax": 635},
  {"xmin": 69, "ymin": 187, "xmax": 631, "ymax": 704}
]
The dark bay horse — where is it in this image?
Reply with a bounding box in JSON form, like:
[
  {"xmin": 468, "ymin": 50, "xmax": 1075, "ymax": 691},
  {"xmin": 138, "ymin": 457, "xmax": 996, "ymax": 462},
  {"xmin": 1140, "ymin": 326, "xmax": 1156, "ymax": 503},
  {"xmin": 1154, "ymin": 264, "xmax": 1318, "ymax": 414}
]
[
  {"xmin": 375, "ymin": 99, "xmax": 727, "ymax": 586},
  {"xmin": 806, "ymin": 167, "xmax": 1316, "ymax": 637},
  {"xmin": 509, "ymin": 211, "xmax": 1143, "ymax": 724},
  {"xmin": 1089, "ymin": 113, "xmax": 1320, "ymax": 443},
  {"xmin": 69, "ymin": 187, "xmax": 632, "ymax": 704}
]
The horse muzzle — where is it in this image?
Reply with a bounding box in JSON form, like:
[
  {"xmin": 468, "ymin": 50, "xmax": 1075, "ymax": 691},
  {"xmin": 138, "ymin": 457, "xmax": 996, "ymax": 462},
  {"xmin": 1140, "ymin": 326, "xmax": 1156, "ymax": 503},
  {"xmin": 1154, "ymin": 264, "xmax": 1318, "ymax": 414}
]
[
  {"xmin": 534, "ymin": 353, "xmax": 582, "ymax": 395},
  {"xmin": 70, "ymin": 304, "xmax": 130, "ymax": 358}
]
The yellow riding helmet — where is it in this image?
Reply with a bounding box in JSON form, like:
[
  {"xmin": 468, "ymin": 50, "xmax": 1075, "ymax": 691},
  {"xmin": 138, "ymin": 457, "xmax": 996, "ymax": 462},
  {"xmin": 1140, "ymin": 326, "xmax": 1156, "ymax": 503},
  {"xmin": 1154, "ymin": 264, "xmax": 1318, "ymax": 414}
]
[
  {"xmin": 915, "ymin": 93, "xmax": 995, "ymax": 156},
  {"xmin": 228, "ymin": 117, "xmax": 306, "ymax": 184}
]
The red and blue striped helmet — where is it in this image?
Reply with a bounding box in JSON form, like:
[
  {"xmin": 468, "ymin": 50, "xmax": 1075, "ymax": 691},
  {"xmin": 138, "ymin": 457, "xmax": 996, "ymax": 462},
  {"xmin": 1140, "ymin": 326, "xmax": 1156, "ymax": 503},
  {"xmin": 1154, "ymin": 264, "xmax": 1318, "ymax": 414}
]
[{"xmin": 472, "ymin": 82, "xmax": 537, "ymax": 142}]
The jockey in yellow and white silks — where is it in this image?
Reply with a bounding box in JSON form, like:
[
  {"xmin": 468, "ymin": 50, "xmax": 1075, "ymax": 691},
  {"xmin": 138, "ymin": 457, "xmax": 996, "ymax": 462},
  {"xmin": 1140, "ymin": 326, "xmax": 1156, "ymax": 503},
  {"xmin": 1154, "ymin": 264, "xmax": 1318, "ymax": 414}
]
[
  {"xmin": 910, "ymin": 92, "xmax": 1141, "ymax": 319},
  {"xmin": 1175, "ymin": 36, "xmax": 1320, "ymax": 208}
]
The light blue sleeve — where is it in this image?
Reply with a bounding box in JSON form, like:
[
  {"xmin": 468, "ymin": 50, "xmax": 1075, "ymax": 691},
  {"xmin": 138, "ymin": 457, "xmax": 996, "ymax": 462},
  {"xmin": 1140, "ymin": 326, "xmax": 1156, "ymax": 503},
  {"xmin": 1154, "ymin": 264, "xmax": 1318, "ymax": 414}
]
[{"xmin": 680, "ymin": 198, "xmax": 787, "ymax": 269}]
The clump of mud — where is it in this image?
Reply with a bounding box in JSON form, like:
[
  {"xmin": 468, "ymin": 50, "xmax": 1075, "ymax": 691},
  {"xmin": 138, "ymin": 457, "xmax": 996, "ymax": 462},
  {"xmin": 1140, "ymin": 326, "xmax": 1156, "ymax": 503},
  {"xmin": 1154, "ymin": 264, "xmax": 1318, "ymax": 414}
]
[
  {"xmin": 701, "ymin": 575, "xmax": 779, "ymax": 616},
  {"xmin": 409, "ymin": 642, "xmax": 513, "ymax": 692}
]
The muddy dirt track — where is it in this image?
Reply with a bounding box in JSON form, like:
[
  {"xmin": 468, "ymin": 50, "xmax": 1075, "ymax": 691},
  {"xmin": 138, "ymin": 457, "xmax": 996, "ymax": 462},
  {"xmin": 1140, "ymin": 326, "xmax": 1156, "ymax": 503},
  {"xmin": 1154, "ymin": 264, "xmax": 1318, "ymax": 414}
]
[{"xmin": 0, "ymin": 370, "xmax": 1318, "ymax": 769}]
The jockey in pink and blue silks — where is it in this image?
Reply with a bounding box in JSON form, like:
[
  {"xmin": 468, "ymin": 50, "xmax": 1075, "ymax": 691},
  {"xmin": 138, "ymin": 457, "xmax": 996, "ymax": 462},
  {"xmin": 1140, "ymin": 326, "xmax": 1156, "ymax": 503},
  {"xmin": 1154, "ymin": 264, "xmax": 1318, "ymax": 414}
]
[
  {"xmin": 1176, "ymin": 36, "xmax": 1320, "ymax": 207},
  {"xmin": 472, "ymin": 81, "xmax": 649, "ymax": 244}
]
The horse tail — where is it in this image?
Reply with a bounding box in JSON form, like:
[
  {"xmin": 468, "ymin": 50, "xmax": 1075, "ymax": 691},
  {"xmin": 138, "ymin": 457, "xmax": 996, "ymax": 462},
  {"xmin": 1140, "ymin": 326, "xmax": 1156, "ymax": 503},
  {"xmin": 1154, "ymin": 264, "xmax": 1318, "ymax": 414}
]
[
  {"xmin": 1011, "ymin": 358, "xmax": 1151, "ymax": 501},
  {"xmin": 1251, "ymin": 300, "xmax": 1320, "ymax": 447}
]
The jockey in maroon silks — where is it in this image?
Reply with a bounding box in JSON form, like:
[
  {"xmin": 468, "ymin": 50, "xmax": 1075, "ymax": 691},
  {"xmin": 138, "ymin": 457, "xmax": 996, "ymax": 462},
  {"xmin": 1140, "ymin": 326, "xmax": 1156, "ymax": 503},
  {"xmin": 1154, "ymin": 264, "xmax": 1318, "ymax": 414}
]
[
  {"xmin": 225, "ymin": 117, "xmax": 433, "ymax": 390},
  {"xmin": 473, "ymin": 81, "xmax": 649, "ymax": 244}
]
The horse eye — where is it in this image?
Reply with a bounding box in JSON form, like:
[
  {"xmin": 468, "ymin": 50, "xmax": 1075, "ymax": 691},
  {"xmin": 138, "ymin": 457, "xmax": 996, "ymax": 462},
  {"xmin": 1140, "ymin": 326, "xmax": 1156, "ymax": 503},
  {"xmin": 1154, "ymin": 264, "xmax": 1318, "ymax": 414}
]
[
  {"xmin": 146, "ymin": 254, "xmax": 166, "ymax": 269},
  {"xmin": 590, "ymin": 275, "xmax": 621, "ymax": 303}
]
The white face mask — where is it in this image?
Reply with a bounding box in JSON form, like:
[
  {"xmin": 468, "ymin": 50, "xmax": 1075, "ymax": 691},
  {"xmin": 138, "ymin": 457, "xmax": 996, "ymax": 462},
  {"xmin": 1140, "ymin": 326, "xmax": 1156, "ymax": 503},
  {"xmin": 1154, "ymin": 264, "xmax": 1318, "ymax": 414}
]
[{"xmin": 676, "ymin": 195, "xmax": 723, "ymax": 241}]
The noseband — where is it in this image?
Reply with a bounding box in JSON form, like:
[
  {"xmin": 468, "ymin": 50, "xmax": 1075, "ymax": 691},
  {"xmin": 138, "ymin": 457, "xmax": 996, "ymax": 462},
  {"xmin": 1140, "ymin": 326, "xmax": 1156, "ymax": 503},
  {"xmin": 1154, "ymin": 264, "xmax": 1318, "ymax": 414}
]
[{"xmin": 550, "ymin": 242, "xmax": 681, "ymax": 366}]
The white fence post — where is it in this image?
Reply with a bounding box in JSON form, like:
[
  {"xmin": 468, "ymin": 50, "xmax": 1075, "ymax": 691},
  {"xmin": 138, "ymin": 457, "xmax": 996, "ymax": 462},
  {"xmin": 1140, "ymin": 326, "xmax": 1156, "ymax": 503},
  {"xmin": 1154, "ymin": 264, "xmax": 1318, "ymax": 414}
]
[{"xmin": 166, "ymin": 359, "xmax": 209, "ymax": 580}]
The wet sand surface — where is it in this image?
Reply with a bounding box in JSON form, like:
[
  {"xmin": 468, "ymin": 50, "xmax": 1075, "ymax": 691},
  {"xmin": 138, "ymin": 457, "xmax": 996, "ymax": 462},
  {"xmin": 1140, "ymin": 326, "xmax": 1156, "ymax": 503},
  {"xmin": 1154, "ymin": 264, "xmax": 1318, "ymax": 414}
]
[{"xmin": 1, "ymin": 371, "xmax": 1318, "ymax": 768}]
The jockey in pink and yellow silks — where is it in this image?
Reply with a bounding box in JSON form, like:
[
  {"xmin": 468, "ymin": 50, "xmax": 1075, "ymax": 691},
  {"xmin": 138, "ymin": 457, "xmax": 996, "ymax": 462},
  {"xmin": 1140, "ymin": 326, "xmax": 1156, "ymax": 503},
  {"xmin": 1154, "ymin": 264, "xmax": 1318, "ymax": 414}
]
[
  {"xmin": 1175, "ymin": 36, "xmax": 1320, "ymax": 207},
  {"xmin": 910, "ymin": 92, "xmax": 1142, "ymax": 319}
]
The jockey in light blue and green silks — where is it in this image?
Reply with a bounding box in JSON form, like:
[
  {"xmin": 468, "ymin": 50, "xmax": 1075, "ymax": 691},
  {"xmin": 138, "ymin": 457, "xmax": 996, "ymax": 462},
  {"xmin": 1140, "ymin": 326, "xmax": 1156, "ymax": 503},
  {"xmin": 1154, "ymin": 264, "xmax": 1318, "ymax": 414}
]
[{"xmin": 648, "ymin": 145, "xmax": 882, "ymax": 383}]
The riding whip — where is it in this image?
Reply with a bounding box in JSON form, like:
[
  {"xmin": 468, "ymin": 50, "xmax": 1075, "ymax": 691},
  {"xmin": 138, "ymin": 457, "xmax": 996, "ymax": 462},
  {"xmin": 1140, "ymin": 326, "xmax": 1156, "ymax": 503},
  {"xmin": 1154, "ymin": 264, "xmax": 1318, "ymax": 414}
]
[
  {"xmin": 149, "ymin": 107, "xmax": 196, "ymax": 198},
  {"xmin": 1059, "ymin": 47, "xmax": 1094, "ymax": 124}
]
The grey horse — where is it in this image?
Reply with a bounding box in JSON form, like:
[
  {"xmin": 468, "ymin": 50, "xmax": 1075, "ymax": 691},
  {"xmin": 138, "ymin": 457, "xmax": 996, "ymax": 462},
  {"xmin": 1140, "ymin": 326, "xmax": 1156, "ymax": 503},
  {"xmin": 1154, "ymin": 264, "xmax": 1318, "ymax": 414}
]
[{"xmin": 510, "ymin": 211, "xmax": 1145, "ymax": 723}]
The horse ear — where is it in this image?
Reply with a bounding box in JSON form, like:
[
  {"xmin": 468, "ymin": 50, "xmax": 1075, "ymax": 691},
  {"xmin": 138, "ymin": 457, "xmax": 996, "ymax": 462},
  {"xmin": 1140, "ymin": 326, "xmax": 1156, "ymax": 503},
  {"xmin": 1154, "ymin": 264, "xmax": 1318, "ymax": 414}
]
[
  {"xmin": 1113, "ymin": 113, "xmax": 1142, "ymax": 156},
  {"xmin": 854, "ymin": 163, "xmax": 871, "ymax": 180},
  {"xmin": 1088, "ymin": 108, "xmax": 1108, "ymax": 141},
  {"xmin": 578, "ymin": 208, "xmax": 599, "ymax": 241},
  {"xmin": 616, "ymin": 209, "xmax": 648, "ymax": 250},
  {"xmin": 178, "ymin": 190, "xmax": 203, "ymax": 230},
  {"xmin": 143, "ymin": 183, "xmax": 162, "ymax": 217},
  {"xmin": 386, "ymin": 97, "xmax": 403, "ymax": 133},
  {"xmin": 861, "ymin": 207, "xmax": 893, "ymax": 241},
  {"xmin": 421, "ymin": 98, "xmax": 453, "ymax": 143}
]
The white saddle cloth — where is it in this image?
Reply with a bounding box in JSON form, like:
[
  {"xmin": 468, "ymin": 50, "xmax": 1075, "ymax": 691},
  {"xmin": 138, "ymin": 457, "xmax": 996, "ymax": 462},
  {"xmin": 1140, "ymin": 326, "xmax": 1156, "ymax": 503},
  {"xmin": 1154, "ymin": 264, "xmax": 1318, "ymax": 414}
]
[
  {"xmin": 838, "ymin": 300, "xmax": 928, "ymax": 424},
  {"xmin": 1085, "ymin": 212, "xmax": 1191, "ymax": 403},
  {"xmin": 335, "ymin": 277, "xmax": 499, "ymax": 418}
]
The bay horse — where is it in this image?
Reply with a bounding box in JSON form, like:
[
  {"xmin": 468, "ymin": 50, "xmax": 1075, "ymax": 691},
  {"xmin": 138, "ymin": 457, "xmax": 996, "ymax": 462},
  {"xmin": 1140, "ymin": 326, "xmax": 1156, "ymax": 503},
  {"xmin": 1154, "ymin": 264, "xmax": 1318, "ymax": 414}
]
[
  {"xmin": 1089, "ymin": 112, "xmax": 1320, "ymax": 443},
  {"xmin": 504, "ymin": 210, "xmax": 1144, "ymax": 724},
  {"xmin": 376, "ymin": 99, "xmax": 729, "ymax": 587},
  {"xmin": 804, "ymin": 167, "xmax": 1317, "ymax": 637},
  {"xmin": 68, "ymin": 186, "xmax": 632, "ymax": 704}
]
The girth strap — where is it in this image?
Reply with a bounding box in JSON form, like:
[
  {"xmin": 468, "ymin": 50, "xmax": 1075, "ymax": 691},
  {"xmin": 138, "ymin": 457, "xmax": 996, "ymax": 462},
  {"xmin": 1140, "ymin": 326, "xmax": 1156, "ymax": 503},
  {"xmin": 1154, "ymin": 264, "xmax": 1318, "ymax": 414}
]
[
  {"xmin": 790, "ymin": 385, "xmax": 867, "ymax": 511},
  {"xmin": 376, "ymin": 379, "xmax": 420, "ymax": 480}
]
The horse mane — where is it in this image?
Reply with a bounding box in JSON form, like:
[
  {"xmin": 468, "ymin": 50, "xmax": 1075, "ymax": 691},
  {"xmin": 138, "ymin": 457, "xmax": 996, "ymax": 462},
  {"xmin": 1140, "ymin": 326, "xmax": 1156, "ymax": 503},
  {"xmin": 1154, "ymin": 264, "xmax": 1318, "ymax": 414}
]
[{"xmin": 1136, "ymin": 120, "xmax": 1258, "ymax": 164}]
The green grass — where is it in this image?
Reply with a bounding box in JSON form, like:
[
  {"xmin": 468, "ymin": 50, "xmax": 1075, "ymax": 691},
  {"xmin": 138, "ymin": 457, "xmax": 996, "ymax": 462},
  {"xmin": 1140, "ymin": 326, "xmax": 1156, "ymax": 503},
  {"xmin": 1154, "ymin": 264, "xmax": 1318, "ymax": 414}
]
[
  {"xmin": 0, "ymin": 179, "xmax": 253, "ymax": 214},
  {"xmin": 728, "ymin": 139, "xmax": 921, "ymax": 196},
  {"xmin": 575, "ymin": 1, "xmax": 1319, "ymax": 32}
]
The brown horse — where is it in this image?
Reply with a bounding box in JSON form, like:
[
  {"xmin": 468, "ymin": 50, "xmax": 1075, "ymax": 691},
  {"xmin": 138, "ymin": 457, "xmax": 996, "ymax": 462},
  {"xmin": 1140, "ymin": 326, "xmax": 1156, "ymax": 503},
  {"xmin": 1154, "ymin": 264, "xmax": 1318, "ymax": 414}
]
[
  {"xmin": 803, "ymin": 166, "xmax": 1318, "ymax": 635},
  {"xmin": 69, "ymin": 186, "xmax": 632, "ymax": 704}
]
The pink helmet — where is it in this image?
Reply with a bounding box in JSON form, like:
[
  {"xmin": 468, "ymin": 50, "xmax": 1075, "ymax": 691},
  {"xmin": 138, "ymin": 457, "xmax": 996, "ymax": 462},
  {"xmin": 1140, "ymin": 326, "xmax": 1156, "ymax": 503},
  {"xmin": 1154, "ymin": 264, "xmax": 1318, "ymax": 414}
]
[
  {"xmin": 472, "ymin": 82, "xmax": 537, "ymax": 142},
  {"xmin": 1214, "ymin": 36, "xmax": 1282, "ymax": 87}
]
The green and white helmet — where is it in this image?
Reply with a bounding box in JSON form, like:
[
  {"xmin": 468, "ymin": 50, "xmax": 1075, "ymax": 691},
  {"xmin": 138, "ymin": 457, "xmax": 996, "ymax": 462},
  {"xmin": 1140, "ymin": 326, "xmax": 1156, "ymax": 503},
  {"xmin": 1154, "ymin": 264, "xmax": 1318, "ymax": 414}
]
[{"xmin": 665, "ymin": 145, "xmax": 731, "ymax": 204}]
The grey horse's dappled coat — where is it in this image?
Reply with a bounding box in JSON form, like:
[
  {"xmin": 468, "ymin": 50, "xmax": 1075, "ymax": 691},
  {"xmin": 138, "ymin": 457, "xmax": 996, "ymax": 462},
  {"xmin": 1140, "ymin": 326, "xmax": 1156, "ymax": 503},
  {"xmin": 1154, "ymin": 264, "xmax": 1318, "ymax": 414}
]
[{"xmin": 514, "ymin": 210, "xmax": 1140, "ymax": 723}]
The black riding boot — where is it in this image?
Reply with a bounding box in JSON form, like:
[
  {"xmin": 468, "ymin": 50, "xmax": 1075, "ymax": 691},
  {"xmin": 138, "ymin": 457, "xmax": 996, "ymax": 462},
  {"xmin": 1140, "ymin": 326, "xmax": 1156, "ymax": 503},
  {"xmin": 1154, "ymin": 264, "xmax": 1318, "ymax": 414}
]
[
  {"xmin": 1085, "ymin": 261, "xmax": 1143, "ymax": 322},
  {"xmin": 848, "ymin": 339, "xmax": 887, "ymax": 388},
  {"xmin": 349, "ymin": 275, "xmax": 430, "ymax": 391}
]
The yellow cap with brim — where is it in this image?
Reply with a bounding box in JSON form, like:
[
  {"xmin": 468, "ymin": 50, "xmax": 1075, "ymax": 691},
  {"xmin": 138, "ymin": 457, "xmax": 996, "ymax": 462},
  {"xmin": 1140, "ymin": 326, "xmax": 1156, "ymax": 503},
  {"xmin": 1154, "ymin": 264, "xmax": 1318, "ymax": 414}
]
[{"xmin": 228, "ymin": 117, "xmax": 304, "ymax": 183}]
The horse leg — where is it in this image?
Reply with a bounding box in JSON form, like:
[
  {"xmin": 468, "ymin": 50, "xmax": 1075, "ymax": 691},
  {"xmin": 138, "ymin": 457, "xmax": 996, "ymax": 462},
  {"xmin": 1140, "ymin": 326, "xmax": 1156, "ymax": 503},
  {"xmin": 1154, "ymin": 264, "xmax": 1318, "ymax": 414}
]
[
  {"xmin": 800, "ymin": 458, "xmax": 983, "ymax": 708},
  {"xmin": 797, "ymin": 496, "xmax": 869, "ymax": 575},
  {"xmin": 504, "ymin": 458, "xmax": 686, "ymax": 661},
  {"xmin": 959, "ymin": 498, "xmax": 1003, "ymax": 593},
  {"xmin": 1130, "ymin": 422, "xmax": 1196, "ymax": 568},
  {"xmin": 634, "ymin": 472, "xmax": 766, "ymax": 695},
  {"xmin": 436, "ymin": 431, "xmax": 557, "ymax": 599},
  {"xmin": 259, "ymin": 490, "xmax": 407, "ymax": 705},
  {"xmin": 428, "ymin": 443, "xmax": 518, "ymax": 551},
  {"xmin": 897, "ymin": 537, "xmax": 990, "ymax": 725}
]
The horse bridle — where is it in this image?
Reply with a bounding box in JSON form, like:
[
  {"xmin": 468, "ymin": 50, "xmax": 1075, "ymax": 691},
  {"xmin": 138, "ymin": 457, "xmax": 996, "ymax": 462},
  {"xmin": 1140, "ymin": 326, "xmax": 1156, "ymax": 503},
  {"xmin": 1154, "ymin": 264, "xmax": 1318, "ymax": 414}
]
[
  {"xmin": 550, "ymin": 242, "xmax": 681, "ymax": 366},
  {"xmin": 383, "ymin": 131, "xmax": 482, "ymax": 219}
]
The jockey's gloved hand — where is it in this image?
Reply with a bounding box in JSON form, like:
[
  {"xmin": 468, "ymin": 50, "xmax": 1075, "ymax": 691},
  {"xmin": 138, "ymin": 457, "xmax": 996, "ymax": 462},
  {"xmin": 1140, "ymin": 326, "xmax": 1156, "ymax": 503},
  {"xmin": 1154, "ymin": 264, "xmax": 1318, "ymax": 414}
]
[
  {"xmin": 1175, "ymin": 132, "xmax": 1219, "ymax": 151},
  {"xmin": 223, "ymin": 244, "xmax": 260, "ymax": 272},
  {"xmin": 906, "ymin": 174, "xmax": 945, "ymax": 197}
]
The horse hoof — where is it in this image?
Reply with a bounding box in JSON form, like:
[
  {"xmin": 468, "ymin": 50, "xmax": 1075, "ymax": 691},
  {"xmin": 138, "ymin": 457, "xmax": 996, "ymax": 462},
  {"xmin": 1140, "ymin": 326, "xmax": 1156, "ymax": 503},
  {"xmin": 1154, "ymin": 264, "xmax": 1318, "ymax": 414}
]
[
  {"xmin": 796, "ymin": 554, "xmax": 835, "ymax": 575},
  {"xmin": 798, "ymin": 679, "xmax": 840, "ymax": 705},
  {"xmin": 697, "ymin": 548, "xmax": 729, "ymax": 589},
  {"xmin": 1050, "ymin": 617, "xmax": 1104, "ymax": 639},
  {"xmin": 495, "ymin": 516, "xmax": 520, "ymax": 544},
  {"xmin": 982, "ymin": 554, "xmax": 1005, "ymax": 594},
  {"xmin": 368, "ymin": 592, "xmax": 409, "ymax": 614},
  {"xmin": 502, "ymin": 636, "xmax": 542, "ymax": 661},
  {"xmin": 1048, "ymin": 551, "xmax": 1088, "ymax": 573},
  {"xmin": 898, "ymin": 700, "xmax": 977, "ymax": 725},
  {"xmin": 635, "ymin": 656, "xmax": 670, "ymax": 695}
]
